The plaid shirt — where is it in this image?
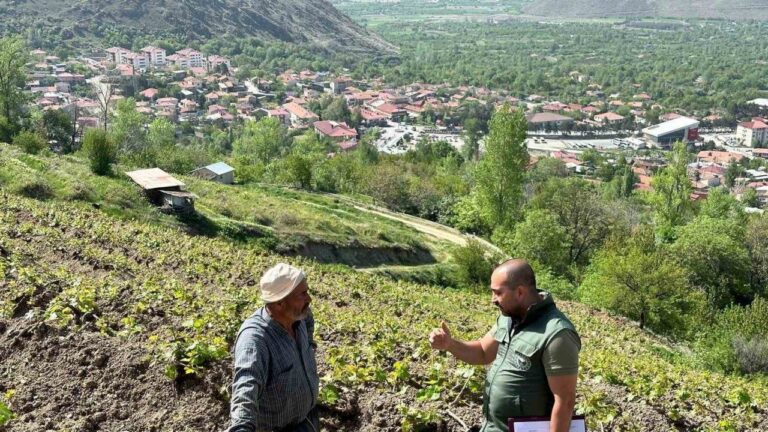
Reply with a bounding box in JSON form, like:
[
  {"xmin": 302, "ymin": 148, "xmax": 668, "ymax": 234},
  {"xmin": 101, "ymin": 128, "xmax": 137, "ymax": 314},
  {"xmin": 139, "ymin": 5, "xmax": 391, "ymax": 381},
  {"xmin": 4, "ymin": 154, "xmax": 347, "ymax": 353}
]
[{"xmin": 229, "ymin": 307, "xmax": 319, "ymax": 432}]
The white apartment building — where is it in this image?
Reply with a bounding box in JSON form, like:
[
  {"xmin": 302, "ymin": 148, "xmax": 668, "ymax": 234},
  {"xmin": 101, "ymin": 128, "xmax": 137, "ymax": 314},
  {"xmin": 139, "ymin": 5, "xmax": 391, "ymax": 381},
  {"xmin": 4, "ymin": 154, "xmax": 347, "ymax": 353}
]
[
  {"xmin": 141, "ymin": 46, "xmax": 167, "ymax": 67},
  {"xmin": 736, "ymin": 118, "xmax": 768, "ymax": 147}
]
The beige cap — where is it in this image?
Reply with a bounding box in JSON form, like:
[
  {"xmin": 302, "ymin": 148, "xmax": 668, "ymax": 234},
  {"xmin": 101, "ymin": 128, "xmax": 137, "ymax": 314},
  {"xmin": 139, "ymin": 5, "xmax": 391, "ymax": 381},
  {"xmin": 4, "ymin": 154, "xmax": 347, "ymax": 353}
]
[{"xmin": 260, "ymin": 263, "xmax": 306, "ymax": 303}]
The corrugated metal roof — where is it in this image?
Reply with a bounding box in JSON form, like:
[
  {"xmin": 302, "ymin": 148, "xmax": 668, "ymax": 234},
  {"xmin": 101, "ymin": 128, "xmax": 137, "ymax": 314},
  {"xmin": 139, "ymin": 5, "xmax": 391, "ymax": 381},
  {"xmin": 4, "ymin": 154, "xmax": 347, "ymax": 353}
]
[
  {"xmin": 643, "ymin": 117, "xmax": 699, "ymax": 138},
  {"xmin": 205, "ymin": 162, "xmax": 235, "ymax": 175},
  {"xmin": 125, "ymin": 168, "xmax": 185, "ymax": 190}
]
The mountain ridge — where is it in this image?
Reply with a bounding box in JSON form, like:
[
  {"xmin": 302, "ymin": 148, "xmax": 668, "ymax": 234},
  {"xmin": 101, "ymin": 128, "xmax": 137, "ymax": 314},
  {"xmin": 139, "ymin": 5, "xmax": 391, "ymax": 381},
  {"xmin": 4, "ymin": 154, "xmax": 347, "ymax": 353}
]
[{"xmin": 0, "ymin": 0, "xmax": 397, "ymax": 53}]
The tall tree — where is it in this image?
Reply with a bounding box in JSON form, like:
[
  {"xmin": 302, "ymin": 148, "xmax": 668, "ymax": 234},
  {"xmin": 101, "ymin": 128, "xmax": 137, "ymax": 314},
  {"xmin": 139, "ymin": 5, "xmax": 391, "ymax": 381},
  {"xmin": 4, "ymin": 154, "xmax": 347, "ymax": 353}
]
[
  {"xmin": 529, "ymin": 178, "xmax": 615, "ymax": 268},
  {"xmin": 232, "ymin": 117, "xmax": 289, "ymax": 166},
  {"xmin": 41, "ymin": 109, "xmax": 74, "ymax": 153},
  {"xmin": 649, "ymin": 142, "xmax": 693, "ymax": 239},
  {"xmin": 474, "ymin": 104, "xmax": 529, "ymax": 229},
  {"xmin": 110, "ymin": 98, "xmax": 147, "ymax": 155},
  {"xmin": 461, "ymin": 117, "xmax": 481, "ymax": 161},
  {"xmin": 725, "ymin": 159, "xmax": 745, "ymax": 188},
  {"xmin": 0, "ymin": 36, "xmax": 29, "ymax": 132},
  {"xmin": 321, "ymin": 97, "xmax": 351, "ymax": 124},
  {"xmin": 508, "ymin": 209, "xmax": 569, "ymax": 275},
  {"xmin": 671, "ymin": 216, "xmax": 751, "ymax": 309},
  {"xmin": 579, "ymin": 236, "xmax": 699, "ymax": 336}
]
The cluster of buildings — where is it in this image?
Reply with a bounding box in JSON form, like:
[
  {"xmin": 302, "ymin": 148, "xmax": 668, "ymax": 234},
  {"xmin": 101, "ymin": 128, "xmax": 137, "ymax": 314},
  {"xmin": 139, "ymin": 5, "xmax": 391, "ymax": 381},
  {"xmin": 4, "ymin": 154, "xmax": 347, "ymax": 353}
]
[
  {"xmin": 105, "ymin": 46, "xmax": 231, "ymax": 74},
  {"xmin": 21, "ymin": 43, "xmax": 768, "ymax": 190}
]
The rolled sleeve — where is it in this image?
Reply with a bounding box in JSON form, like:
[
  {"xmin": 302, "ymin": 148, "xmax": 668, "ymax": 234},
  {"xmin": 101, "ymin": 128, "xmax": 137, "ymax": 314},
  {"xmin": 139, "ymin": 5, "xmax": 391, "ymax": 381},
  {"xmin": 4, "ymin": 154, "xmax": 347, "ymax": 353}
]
[{"xmin": 229, "ymin": 327, "xmax": 269, "ymax": 432}]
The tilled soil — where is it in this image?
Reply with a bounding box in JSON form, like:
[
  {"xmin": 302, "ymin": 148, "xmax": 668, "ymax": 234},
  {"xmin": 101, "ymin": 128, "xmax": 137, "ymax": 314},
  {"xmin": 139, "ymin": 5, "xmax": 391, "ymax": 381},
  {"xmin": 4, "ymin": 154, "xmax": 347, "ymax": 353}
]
[
  {"xmin": 0, "ymin": 318, "xmax": 483, "ymax": 432},
  {"xmin": 0, "ymin": 319, "xmax": 228, "ymax": 432},
  {"xmin": 0, "ymin": 314, "xmax": 685, "ymax": 432}
]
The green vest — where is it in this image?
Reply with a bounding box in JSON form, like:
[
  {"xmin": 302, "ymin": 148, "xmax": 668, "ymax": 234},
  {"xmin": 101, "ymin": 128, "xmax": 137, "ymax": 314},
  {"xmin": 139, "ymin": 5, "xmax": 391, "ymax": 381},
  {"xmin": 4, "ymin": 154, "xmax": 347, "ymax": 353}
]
[{"xmin": 481, "ymin": 292, "xmax": 579, "ymax": 432}]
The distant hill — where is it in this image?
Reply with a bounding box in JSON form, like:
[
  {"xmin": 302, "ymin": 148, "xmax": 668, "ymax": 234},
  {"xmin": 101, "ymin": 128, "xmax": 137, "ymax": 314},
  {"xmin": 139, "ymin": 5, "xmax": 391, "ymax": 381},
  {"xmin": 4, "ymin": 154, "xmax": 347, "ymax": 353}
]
[
  {"xmin": 522, "ymin": 0, "xmax": 768, "ymax": 20},
  {"xmin": 0, "ymin": 0, "xmax": 396, "ymax": 53}
]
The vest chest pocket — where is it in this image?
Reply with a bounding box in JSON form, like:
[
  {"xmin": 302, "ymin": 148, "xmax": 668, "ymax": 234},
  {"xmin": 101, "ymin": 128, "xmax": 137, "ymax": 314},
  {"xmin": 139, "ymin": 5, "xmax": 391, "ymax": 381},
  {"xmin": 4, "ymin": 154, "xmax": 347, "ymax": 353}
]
[{"xmin": 505, "ymin": 338, "xmax": 539, "ymax": 373}]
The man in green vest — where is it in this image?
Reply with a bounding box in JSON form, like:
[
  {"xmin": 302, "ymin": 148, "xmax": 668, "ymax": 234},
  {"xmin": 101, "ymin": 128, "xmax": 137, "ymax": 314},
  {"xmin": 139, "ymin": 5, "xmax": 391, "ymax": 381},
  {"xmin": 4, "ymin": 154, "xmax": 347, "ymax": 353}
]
[{"xmin": 429, "ymin": 259, "xmax": 581, "ymax": 432}]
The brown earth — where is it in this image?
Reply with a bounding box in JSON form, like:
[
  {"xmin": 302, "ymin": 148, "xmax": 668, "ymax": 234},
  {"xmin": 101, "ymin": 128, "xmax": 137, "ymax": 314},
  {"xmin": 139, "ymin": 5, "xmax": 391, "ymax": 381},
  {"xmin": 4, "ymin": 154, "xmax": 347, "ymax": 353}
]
[{"xmin": 0, "ymin": 197, "xmax": 719, "ymax": 432}]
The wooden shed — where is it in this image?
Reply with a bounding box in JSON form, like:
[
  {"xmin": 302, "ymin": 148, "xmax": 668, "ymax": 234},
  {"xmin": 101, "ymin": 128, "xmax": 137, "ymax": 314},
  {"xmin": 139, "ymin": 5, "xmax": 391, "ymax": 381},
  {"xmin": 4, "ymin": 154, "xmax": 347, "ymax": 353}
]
[{"xmin": 125, "ymin": 168, "xmax": 196, "ymax": 213}]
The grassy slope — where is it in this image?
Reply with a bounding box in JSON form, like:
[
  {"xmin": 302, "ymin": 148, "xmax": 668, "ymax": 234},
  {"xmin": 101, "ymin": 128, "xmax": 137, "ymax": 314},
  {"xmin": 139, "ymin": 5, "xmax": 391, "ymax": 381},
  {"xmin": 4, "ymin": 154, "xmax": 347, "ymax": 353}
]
[
  {"xmin": 0, "ymin": 144, "xmax": 451, "ymax": 265},
  {"xmin": 1, "ymin": 172, "xmax": 767, "ymax": 430}
]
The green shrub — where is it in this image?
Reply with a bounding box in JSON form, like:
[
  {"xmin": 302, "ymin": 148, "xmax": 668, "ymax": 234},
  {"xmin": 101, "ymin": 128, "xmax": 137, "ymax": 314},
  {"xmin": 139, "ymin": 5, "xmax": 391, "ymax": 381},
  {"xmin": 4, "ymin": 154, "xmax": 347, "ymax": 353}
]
[
  {"xmin": 452, "ymin": 239, "xmax": 495, "ymax": 287},
  {"xmin": 82, "ymin": 128, "xmax": 117, "ymax": 175},
  {"xmin": 696, "ymin": 297, "xmax": 768, "ymax": 373},
  {"xmin": 12, "ymin": 130, "xmax": 47, "ymax": 154},
  {"xmin": 732, "ymin": 337, "xmax": 768, "ymax": 374},
  {"xmin": 16, "ymin": 180, "xmax": 54, "ymax": 200}
]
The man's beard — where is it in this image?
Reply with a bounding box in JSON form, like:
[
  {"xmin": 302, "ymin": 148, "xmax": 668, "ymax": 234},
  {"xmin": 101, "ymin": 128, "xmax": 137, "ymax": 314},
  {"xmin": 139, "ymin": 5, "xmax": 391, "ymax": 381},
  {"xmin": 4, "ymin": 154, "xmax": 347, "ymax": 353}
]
[
  {"xmin": 496, "ymin": 302, "xmax": 523, "ymax": 320},
  {"xmin": 295, "ymin": 304, "xmax": 310, "ymax": 320}
]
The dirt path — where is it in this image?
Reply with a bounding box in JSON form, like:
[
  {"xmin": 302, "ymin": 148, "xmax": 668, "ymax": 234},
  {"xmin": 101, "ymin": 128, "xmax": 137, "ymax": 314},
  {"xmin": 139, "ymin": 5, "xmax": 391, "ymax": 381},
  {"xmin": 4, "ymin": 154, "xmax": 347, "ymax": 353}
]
[{"xmin": 351, "ymin": 204, "xmax": 505, "ymax": 255}]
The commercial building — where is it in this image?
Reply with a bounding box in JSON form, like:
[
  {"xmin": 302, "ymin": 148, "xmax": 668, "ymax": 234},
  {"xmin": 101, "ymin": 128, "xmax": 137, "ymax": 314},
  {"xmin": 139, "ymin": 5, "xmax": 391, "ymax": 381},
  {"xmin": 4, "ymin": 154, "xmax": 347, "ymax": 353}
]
[{"xmin": 642, "ymin": 116, "xmax": 699, "ymax": 148}]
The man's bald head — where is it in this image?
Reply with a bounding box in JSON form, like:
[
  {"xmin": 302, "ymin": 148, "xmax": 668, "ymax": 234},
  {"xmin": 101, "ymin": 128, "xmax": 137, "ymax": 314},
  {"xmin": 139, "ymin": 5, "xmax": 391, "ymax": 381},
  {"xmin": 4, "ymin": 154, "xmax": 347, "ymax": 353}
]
[{"xmin": 493, "ymin": 259, "xmax": 537, "ymax": 294}]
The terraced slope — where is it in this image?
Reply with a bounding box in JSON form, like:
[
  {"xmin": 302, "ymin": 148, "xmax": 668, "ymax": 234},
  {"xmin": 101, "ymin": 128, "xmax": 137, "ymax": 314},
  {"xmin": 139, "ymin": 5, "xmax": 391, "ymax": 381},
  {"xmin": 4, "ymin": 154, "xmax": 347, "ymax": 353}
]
[
  {"xmin": 1, "ymin": 193, "xmax": 766, "ymax": 431},
  {"xmin": 0, "ymin": 144, "xmax": 449, "ymax": 267}
]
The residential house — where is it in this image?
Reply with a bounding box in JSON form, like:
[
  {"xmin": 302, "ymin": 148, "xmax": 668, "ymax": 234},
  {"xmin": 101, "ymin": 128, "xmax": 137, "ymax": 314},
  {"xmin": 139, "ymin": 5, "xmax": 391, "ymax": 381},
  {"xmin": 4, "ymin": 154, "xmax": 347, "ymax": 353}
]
[
  {"xmin": 736, "ymin": 118, "xmax": 768, "ymax": 147},
  {"xmin": 267, "ymin": 109, "xmax": 291, "ymax": 127},
  {"xmin": 181, "ymin": 76, "xmax": 203, "ymax": 90},
  {"xmin": 330, "ymin": 78, "xmax": 350, "ymax": 95},
  {"xmin": 359, "ymin": 108, "xmax": 388, "ymax": 126},
  {"xmin": 366, "ymin": 100, "xmax": 407, "ymax": 122},
  {"xmin": 282, "ymin": 102, "xmax": 319, "ymax": 127},
  {"xmin": 594, "ymin": 112, "xmax": 625, "ymax": 124},
  {"xmin": 542, "ymin": 102, "xmax": 568, "ymax": 112},
  {"xmin": 139, "ymin": 88, "xmax": 159, "ymax": 100},
  {"xmin": 526, "ymin": 112, "xmax": 574, "ymax": 129},
  {"xmin": 314, "ymin": 120, "xmax": 358, "ymax": 144},
  {"xmin": 697, "ymin": 151, "xmax": 746, "ymax": 165}
]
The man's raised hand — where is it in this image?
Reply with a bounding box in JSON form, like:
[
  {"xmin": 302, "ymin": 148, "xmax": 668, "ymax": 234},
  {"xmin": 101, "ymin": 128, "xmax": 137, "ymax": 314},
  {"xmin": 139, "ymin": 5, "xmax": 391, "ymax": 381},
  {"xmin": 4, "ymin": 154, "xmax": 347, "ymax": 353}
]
[{"xmin": 428, "ymin": 321, "xmax": 452, "ymax": 351}]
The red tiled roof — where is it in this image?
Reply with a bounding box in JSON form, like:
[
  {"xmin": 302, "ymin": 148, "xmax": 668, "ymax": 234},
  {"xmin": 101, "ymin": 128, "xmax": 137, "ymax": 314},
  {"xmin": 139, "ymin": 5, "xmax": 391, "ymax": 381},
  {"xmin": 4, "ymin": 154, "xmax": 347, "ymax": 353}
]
[
  {"xmin": 360, "ymin": 108, "xmax": 387, "ymax": 121},
  {"xmin": 700, "ymin": 165, "xmax": 726, "ymax": 175},
  {"xmin": 527, "ymin": 113, "xmax": 573, "ymax": 124},
  {"xmin": 595, "ymin": 112, "xmax": 625, "ymax": 121},
  {"xmin": 740, "ymin": 119, "xmax": 768, "ymax": 130},
  {"xmin": 140, "ymin": 88, "xmax": 158, "ymax": 98},
  {"xmin": 374, "ymin": 103, "xmax": 404, "ymax": 115},
  {"xmin": 697, "ymin": 151, "xmax": 746, "ymax": 164},
  {"xmin": 282, "ymin": 102, "xmax": 318, "ymax": 120},
  {"xmin": 314, "ymin": 121, "xmax": 357, "ymax": 139}
]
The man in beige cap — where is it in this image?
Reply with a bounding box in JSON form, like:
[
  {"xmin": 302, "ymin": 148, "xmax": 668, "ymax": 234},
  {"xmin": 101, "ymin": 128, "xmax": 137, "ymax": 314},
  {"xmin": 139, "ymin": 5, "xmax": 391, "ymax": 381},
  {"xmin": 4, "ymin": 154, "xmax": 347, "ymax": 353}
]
[{"xmin": 229, "ymin": 263, "xmax": 319, "ymax": 432}]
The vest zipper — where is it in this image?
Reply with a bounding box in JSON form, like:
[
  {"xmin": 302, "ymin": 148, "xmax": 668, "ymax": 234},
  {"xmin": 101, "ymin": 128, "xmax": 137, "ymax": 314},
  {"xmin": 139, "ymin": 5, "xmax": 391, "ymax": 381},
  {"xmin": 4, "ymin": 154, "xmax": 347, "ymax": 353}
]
[{"xmin": 483, "ymin": 325, "xmax": 516, "ymax": 430}]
